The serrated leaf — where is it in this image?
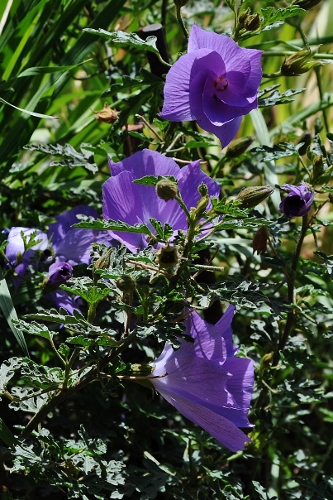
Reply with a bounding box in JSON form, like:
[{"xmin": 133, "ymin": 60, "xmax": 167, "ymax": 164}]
[
  {"xmin": 73, "ymin": 219, "xmax": 152, "ymax": 235},
  {"xmin": 258, "ymin": 87, "xmax": 306, "ymax": 107},
  {"xmin": 252, "ymin": 142, "xmax": 302, "ymax": 161},
  {"xmin": 83, "ymin": 28, "xmax": 160, "ymax": 55},
  {"xmin": 261, "ymin": 6, "xmax": 305, "ymax": 26},
  {"xmin": 133, "ymin": 175, "xmax": 178, "ymax": 187}
]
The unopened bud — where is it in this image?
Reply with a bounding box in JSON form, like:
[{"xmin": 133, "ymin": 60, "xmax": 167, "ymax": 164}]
[
  {"xmin": 156, "ymin": 178, "xmax": 179, "ymax": 201},
  {"xmin": 174, "ymin": 0, "xmax": 189, "ymax": 6},
  {"xmin": 238, "ymin": 8, "xmax": 250, "ymax": 26},
  {"xmin": 94, "ymin": 248, "xmax": 113, "ymax": 271},
  {"xmin": 236, "ymin": 185, "xmax": 274, "ymax": 209},
  {"xmin": 116, "ymin": 275, "xmax": 136, "ymax": 292},
  {"xmin": 156, "ymin": 244, "xmax": 179, "ymax": 269},
  {"xmin": 292, "ymin": 0, "xmax": 322, "ymax": 10},
  {"xmin": 281, "ymin": 47, "xmax": 319, "ymax": 76},
  {"xmin": 244, "ymin": 13, "xmax": 260, "ymax": 31},
  {"xmin": 198, "ymin": 183, "xmax": 208, "ymax": 197},
  {"xmin": 253, "ymin": 226, "xmax": 269, "ymax": 255},
  {"xmin": 297, "ymin": 131, "xmax": 311, "ymax": 156},
  {"xmin": 226, "ymin": 136, "xmax": 253, "ymax": 158},
  {"xmin": 313, "ymin": 154, "xmax": 324, "ymax": 180}
]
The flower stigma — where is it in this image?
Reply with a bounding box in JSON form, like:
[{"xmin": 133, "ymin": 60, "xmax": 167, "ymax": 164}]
[{"xmin": 214, "ymin": 76, "xmax": 228, "ymax": 91}]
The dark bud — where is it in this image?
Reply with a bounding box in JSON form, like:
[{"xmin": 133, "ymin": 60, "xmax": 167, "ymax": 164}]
[
  {"xmin": 238, "ymin": 8, "xmax": 251, "ymax": 27},
  {"xmin": 297, "ymin": 131, "xmax": 311, "ymax": 156},
  {"xmin": 281, "ymin": 47, "xmax": 319, "ymax": 76},
  {"xmin": 156, "ymin": 178, "xmax": 179, "ymax": 201},
  {"xmin": 198, "ymin": 183, "xmax": 208, "ymax": 197},
  {"xmin": 253, "ymin": 226, "xmax": 269, "ymax": 255},
  {"xmin": 156, "ymin": 244, "xmax": 180, "ymax": 269},
  {"xmin": 116, "ymin": 275, "xmax": 136, "ymax": 293},
  {"xmin": 244, "ymin": 13, "xmax": 260, "ymax": 31},
  {"xmin": 313, "ymin": 154, "xmax": 324, "ymax": 180},
  {"xmin": 292, "ymin": 0, "xmax": 322, "ymax": 10},
  {"xmin": 236, "ymin": 185, "xmax": 275, "ymax": 209},
  {"xmin": 225, "ymin": 136, "xmax": 253, "ymax": 158}
]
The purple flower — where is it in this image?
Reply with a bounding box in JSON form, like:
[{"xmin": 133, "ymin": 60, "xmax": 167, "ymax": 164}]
[
  {"xmin": 103, "ymin": 149, "xmax": 220, "ymax": 252},
  {"xmin": 160, "ymin": 24, "xmax": 263, "ymax": 147},
  {"xmin": 47, "ymin": 261, "xmax": 73, "ymax": 286},
  {"xmin": 150, "ymin": 306, "xmax": 254, "ymax": 452},
  {"xmin": 279, "ymin": 181, "xmax": 314, "ymax": 217},
  {"xmin": 5, "ymin": 206, "xmax": 111, "ymax": 313},
  {"xmin": 5, "ymin": 228, "xmax": 49, "ymax": 284}
]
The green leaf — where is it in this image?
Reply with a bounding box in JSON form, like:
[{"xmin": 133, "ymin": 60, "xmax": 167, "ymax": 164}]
[
  {"xmin": 133, "ymin": 175, "xmax": 178, "ymax": 187},
  {"xmin": 261, "ymin": 6, "xmax": 306, "ymax": 29},
  {"xmin": 0, "ymin": 268, "xmax": 29, "ymax": 356},
  {"xmin": 258, "ymin": 86, "xmax": 306, "ymax": 107},
  {"xmin": 0, "ymin": 97, "xmax": 58, "ymax": 120},
  {"xmin": 73, "ymin": 219, "xmax": 152, "ymax": 235},
  {"xmin": 0, "ymin": 418, "xmax": 17, "ymax": 447},
  {"xmin": 83, "ymin": 28, "xmax": 160, "ymax": 55}
]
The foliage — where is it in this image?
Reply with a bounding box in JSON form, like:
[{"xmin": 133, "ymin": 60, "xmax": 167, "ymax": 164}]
[{"xmin": 1, "ymin": 0, "xmax": 333, "ymax": 498}]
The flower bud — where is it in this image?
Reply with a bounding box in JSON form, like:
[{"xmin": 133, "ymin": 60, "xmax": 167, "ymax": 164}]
[
  {"xmin": 236, "ymin": 185, "xmax": 274, "ymax": 209},
  {"xmin": 253, "ymin": 226, "xmax": 269, "ymax": 255},
  {"xmin": 292, "ymin": 0, "xmax": 322, "ymax": 10},
  {"xmin": 174, "ymin": 0, "xmax": 189, "ymax": 7},
  {"xmin": 281, "ymin": 47, "xmax": 318, "ymax": 76},
  {"xmin": 225, "ymin": 136, "xmax": 253, "ymax": 158},
  {"xmin": 198, "ymin": 183, "xmax": 208, "ymax": 197},
  {"xmin": 116, "ymin": 274, "xmax": 136, "ymax": 292},
  {"xmin": 238, "ymin": 8, "xmax": 250, "ymax": 26},
  {"xmin": 297, "ymin": 131, "xmax": 311, "ymax": 156},
  {"xmin": 313, "ymin": 154, "xmax": 324, "ymax": 180},
  {"xmin": 244, "ymin": 13, "xmax": 260, "ymax": 31},
  {"xmin": 94, "ymin": 248, "xmax": 113, "ymax": 271},
  {"xmin": 156, "ymin": 178, "xmax": 179, "ymax": 201},
  {"xmin": 156, "ymin": 244, "xmax": 180, "ymax": 269}
]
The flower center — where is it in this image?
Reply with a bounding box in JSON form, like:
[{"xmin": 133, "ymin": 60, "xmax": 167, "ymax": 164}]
[{"xmin": 214, "ymin": 76, "xmax": 228, "ymax": 91}]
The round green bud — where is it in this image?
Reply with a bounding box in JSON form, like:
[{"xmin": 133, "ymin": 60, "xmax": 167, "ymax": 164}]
[{"xmin": 156, "ymin": 178, "xmax": 179, "ymax": 201}]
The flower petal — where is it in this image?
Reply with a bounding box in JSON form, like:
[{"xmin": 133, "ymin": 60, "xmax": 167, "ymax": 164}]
[{"xmin": 158, "ymin": 389, "xmax": 251, "ymax": 451}]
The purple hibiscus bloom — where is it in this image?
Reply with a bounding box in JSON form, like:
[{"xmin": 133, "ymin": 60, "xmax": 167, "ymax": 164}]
[
  {"xmin": 5, "ymin": 205, "xmax": 111, "ymax": 313},
  {"xmin": 279, "ymin": 181, "xmax": 314, "ymax": 217},
  {"xmin": 160, "ymin": 24, "xmax": 263, "ymax": 147},
  {"xmin": 150, "ymin": 306, "xmax": 254, "ymax": 452},
  {"xmin": 103, "ymin": 149, "xmax": 220, "ymax": 253}
]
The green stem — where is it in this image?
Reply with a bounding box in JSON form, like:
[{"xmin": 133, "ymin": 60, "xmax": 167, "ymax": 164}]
[
  {"xmin": 20, "ymin": 332, "xmax": 136, "ymax": 439},
  {"xmin": 176, "ymin": 4, "xmax": 188, "ymax": 40},
  {"xmin": 272, "ymin": 214, "xmax": 309, "ymax": 365}
]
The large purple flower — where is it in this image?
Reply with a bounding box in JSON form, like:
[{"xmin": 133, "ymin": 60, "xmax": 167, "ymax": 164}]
[
  {"xmin": 160, "ymin": 24, "xmax": 263, "ymax": 147},
  {"xmin": 150, "ymin": 306, "xmax": 254, "ymax": 452},
  {"xmin": 103, "ymin": 149, "xmax": 220, "ymax": 252},
  {"xmin": 279, "ymin": 182, "xmax": 314, "ymax": 217}
]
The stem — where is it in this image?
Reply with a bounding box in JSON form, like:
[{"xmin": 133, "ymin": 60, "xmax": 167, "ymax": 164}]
[
  {"xmin": 20, "ymin": 332, "xmax": 136, "ymax": 439},
  {"xmin": 272, "ymin": 214, "xmax": 309, "ymax": 365},
  {"xmin": 176, "ymin": 4, "xmax": 188, "ymax": 40}
]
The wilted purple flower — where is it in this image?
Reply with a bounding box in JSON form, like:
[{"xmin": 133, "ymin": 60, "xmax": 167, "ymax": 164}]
[
  {"xmin": 150, "ymin": 306, "xmax": 254, "ymax": 452},
  {"xmin": 279, "ymin": 182, "xmax": 314, "ymax": 217},
  {"xmin": 160, "ymin": 24, "xmax": 263, "ymax": 147},
  {"xmin": 103, "ymin": 149, "xmax": 220, "ymax": 252}
]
